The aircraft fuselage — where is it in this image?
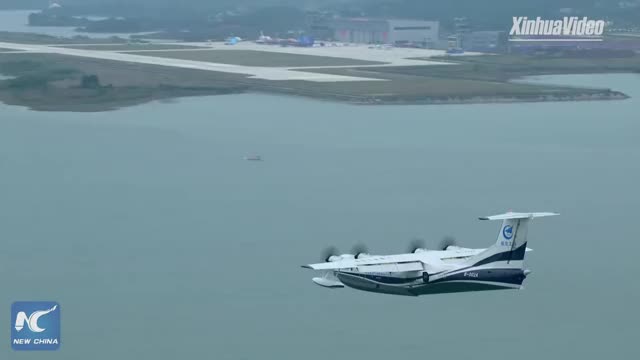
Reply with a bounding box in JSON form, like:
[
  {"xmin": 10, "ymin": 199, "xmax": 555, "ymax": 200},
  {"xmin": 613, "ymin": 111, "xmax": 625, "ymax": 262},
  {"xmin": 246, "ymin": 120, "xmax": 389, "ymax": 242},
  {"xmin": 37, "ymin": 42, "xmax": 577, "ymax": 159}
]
[{"xmin": 335, "ymin": 268, "xmax": 527, "ymax": 296}]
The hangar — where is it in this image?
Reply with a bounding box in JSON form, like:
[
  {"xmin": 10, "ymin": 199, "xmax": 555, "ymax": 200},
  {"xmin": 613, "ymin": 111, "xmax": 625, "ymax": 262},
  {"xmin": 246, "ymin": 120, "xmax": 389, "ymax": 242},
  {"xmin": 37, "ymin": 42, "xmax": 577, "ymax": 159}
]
[{"xmin": 328, "ymin": 18, "xmax": 439, "ymax": 47}]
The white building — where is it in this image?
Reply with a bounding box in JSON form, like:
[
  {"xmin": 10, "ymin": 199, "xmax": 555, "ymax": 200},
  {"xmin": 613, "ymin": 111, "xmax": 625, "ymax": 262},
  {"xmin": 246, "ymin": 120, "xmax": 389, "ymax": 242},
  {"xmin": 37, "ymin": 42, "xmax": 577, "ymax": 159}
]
[{"xmin": 328, "ymin": 18, "xmax": 439, "ymax": 47}]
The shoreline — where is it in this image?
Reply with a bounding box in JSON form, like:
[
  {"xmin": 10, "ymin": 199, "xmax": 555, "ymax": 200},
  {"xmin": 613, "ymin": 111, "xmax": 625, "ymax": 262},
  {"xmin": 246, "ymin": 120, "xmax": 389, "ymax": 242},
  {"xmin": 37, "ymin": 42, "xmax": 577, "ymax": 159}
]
[
  {"xmin": 347, "ymin": 90, "xmax": 630, "ymax": 105},
  {"xmin": 0, "ymin": 85, "xmax": 630, "ymax": 112},
  {"xmin": 1, "ymin": 39, "xmax": 639, "ymax": 112}
]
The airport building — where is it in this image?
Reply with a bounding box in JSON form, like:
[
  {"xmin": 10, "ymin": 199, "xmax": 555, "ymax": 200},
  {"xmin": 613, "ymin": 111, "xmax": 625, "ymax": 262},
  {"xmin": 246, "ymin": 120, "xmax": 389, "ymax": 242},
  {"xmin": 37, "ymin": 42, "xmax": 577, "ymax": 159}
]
[{"xmin": 325, "ymin": 18, "xmax": 439, "ymax": 47}]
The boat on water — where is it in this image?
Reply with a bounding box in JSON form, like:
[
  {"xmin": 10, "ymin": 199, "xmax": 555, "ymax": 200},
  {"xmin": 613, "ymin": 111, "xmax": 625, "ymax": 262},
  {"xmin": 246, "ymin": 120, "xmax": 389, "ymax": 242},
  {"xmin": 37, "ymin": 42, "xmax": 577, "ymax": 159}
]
[{"xmin": 244, "ymin": 155, "xmax": 263, "ymax": 161}]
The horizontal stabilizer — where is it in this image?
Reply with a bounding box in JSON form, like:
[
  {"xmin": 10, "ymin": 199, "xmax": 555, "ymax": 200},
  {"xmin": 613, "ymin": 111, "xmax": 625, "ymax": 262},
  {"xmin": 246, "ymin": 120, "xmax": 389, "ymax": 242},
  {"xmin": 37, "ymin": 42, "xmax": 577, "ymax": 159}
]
[{"xmin": 479, "ymin": 212, "xmax": 559, "ymax": 221}]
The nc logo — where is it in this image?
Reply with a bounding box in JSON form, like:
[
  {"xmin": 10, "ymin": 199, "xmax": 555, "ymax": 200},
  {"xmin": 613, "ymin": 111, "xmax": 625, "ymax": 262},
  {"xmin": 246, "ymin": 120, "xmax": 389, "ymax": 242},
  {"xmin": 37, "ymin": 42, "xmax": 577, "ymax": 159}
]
[
  {"xmin": 14, "ymin": 304, "xmax": 57, "ymax": 333},
  {"xmin": 11, "ymin": 301, "xmax": 61, "ymax": 351},
  {"xmin": 503, "ymin": 225, "xmax": 514, "ymax": 240}
]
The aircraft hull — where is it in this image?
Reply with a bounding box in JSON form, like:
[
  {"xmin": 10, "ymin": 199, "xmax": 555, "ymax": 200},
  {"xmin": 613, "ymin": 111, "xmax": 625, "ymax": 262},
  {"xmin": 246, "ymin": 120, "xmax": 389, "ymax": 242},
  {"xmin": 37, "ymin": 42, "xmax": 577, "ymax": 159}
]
[{"xmin": 336, "ymin": 269, "xmax": 524, "ymax": 296}]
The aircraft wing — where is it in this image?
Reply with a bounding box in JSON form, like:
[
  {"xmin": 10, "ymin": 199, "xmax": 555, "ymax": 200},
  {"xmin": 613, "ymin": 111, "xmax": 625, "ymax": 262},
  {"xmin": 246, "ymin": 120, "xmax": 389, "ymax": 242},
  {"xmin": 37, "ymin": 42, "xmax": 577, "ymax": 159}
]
[
  {"xmin": 302, "ymin": 253, "xmax": 424, "ymax": 271},
  {"xmin": 479, "ymin": 212, "xmax": 559, "ymax": 221}
]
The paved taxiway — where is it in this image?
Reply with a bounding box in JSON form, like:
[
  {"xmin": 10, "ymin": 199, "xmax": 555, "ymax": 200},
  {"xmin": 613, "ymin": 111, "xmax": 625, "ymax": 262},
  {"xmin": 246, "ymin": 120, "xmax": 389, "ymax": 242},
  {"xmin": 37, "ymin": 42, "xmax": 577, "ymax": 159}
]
[{"xmin": 0, "ymin": 41, "xmax": 472, "ymax": 82}]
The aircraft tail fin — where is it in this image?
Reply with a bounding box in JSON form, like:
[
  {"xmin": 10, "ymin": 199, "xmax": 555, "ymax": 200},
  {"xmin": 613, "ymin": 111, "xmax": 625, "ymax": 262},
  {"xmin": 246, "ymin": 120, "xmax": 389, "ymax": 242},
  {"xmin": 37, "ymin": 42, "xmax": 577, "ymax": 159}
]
[{"xmin": 466, "ymin": 212, "xmax": 558, "ymax": 267}]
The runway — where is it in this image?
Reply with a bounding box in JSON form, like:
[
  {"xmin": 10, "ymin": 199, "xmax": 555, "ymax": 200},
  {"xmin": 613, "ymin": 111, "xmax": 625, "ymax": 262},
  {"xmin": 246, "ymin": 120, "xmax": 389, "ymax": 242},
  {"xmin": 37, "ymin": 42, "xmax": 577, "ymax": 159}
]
[{"xmin": 0, "ymin": 41, "xmax": 471, "ymax": 82}]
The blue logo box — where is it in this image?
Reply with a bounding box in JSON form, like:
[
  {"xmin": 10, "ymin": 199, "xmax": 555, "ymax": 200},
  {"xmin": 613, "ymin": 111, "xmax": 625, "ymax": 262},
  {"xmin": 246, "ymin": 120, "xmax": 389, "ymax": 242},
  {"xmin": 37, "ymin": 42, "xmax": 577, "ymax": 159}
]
[{"xmin": 11, "ymin": 301, "xmax": 61, "ymax": 351}]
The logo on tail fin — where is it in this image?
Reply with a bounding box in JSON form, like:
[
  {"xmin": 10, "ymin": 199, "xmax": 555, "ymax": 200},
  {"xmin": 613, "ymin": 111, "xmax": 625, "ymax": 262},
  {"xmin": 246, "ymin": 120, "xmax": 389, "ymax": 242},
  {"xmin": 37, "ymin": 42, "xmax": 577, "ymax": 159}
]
[{"xmin": 502, "ymin": 225, "xmax": 513, "ymax": 239}]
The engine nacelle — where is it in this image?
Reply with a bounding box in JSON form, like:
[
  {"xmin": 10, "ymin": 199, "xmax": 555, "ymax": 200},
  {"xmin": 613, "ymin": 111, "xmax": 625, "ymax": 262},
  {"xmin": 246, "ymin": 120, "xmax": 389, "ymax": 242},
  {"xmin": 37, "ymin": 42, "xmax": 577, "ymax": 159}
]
[
  {"xmin": 326, "ymin": 254, "xmax": 355, "ymax": 262},
  {"xmin": 443, "ymin": 246, "xmax": 472, "ymax": 251}
]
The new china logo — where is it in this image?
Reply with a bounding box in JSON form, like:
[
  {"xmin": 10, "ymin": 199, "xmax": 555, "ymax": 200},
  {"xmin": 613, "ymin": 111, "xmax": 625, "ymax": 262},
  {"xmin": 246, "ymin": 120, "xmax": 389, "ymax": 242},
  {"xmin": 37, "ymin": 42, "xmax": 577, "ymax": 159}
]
[
  {"xmin": 509, "ymin": 16, "xmax": 606, "ymax": 42},
  {"xmin": 11, "ymin": 301, "xmax": 61, "ymax": 351}
]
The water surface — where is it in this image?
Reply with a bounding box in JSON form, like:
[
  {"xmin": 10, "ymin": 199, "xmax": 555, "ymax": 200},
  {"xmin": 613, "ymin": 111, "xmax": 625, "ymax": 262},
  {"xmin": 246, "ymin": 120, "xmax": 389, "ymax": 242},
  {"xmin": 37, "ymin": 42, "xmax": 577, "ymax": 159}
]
[{"xmin": 1, "ymin": 74, "xmax": 639, "ymax": 359}]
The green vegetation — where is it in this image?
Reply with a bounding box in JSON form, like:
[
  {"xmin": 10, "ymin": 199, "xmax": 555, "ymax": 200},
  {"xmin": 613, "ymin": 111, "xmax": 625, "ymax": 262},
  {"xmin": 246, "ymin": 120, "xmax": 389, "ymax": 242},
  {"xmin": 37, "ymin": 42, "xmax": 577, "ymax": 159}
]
[
  {"xmin": 263, "ymin": 71, "xmax": 625, "ymax": 105},
  {"xmin": 0, "ymin": 59, "xmax": 79, "ymax": 90},
  {"xmin": 402, "ymin": 55, "xmax": 640, "ymax": 81},
  {"xmin": 27, "ymin": 2, "xmax": 310, "ymax": 41},
  {"xmin": 123, "ymin": 49, "xmax": 384, "ymax": 67},
  {"xmin": 0, "ymin": 53, "xmax": 248, "ymax": 111}
]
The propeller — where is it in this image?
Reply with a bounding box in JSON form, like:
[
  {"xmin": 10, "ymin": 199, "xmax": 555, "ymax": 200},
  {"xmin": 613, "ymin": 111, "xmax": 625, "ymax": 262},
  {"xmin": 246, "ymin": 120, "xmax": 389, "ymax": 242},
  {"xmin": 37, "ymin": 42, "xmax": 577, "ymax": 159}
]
[
  {"xmin": 352, "ymin": 243, "xmax": 369, "ymax": 259},
  {"xmin": 408, "ymin": 237, "xmax": 426, "ymax": 253},
  {"xmin": 322, "ymin": 246, "xmax": 339, "ymax": 262},
  {"xmin": 439, "ymin": 236, "xmax": 457, "ymax": 250}
]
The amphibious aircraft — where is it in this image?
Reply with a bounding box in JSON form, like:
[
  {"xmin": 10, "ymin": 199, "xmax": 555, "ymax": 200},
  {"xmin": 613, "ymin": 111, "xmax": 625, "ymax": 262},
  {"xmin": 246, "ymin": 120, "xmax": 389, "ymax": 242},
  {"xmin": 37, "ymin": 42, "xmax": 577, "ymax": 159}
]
[
  {"xmin": 302, "ymin": 211, "xmax": 558, "ymax": 296},
  {"xmin": 255, "ymin": 31, "xmax": 275, "ymax": 44}
]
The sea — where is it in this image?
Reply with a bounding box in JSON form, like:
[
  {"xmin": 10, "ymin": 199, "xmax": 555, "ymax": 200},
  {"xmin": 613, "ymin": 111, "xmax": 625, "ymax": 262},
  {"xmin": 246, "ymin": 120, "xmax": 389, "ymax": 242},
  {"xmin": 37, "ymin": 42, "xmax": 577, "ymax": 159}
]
[{"xmin": 1, "ymin": 9, "xmax": 639, "ymax": 360}]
